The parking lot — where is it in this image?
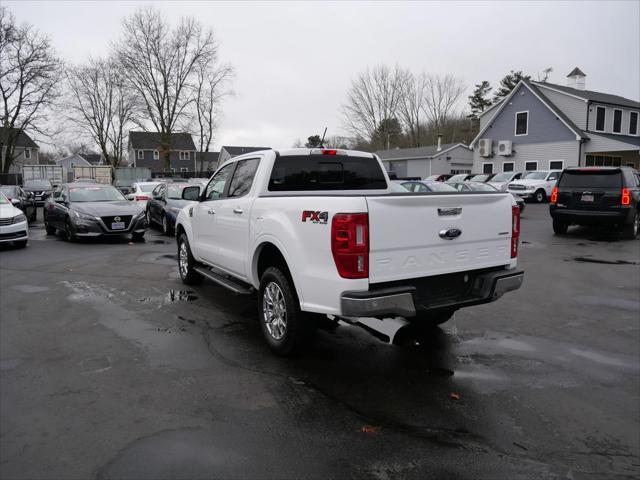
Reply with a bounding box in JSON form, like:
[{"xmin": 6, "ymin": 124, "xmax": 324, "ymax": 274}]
[{"xmin": 0, "ymin": 203, "xmax": 638, "ymax": 479}]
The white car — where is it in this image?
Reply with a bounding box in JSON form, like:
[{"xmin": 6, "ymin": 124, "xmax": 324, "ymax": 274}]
[
  {"xmin": 507, "ymin": 170, "xmax": 561, "ymax": 203},
  {"xmin": 0, "ymin": 192, "xmax": 28, "ymax": 248},
  {"xmin": 129, "ymin": 182, "xmax": 161, "ymax": 210},
  {"xmin": 488, "ymin": 172, "xmax": 524, "ymax": 191}
]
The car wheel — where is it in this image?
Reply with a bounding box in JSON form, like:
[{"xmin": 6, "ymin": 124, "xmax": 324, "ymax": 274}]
[
  {"xmin": 132, "ymin": 232, "xmax": 145, "ymax": 242},
  {"xmin": 535, "ymin": 189, "xmax": 546, "ymax": 203},
  {"xmin": 553, "ymin": 218, "xmax": 569, "ymax": 235},
  {"xmin": 146, "ymin": 209, "xmax": 153, "ymax": 227},
  {"xmin": 30, "ymin": 209, "xmax": 37, "ymax": 222},
  {"xmin": 14, "ymin": 240, "xmax": 27, "ymax": 249},
  {"xmin": 258, "ymin": 266, "xmax": 316, "ymax": 356},
  {"xmin": 621, "ymin": 209, "xmax": 639, "ymax": 240},
  {"xmin": 44, "ymin": 217, "xmax": 56, "ymax": 235},
  {"xmin": 65, "ymin": 218, "xmax": 77, "ymax": 242},
  {"xmin": 162, "ymin": 214, "xmax": 170, "ymax": 236},
  {"xmin": 177, "ymin": 233, "xmax": 203, "ymax": 285}
]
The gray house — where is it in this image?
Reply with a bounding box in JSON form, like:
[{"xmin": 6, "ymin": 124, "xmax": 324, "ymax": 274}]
[
  {"xmin": 128, "ymin": 132, "xmax": 197, "ymax": 172},
  {"xmin": 55, "ymin": 154, "xmax": 92, "ymax": 181},
  {"xmin": 195, "ymin": 151, "xmax": 220, "ymax": 172},
  {"xmin": 218, "ymin": 146, "xmax": 271, "ymax": 166},
  {"xmin": 470, "ymin": 68, "xmax": 640, "ymax": 173},
  {"xmin": 1, "ymin": 127, "xmax": 40, "ymax": 173},
  {"xmin": 376, "ymin": 140, "xmax": 473, "ymax": 179}
]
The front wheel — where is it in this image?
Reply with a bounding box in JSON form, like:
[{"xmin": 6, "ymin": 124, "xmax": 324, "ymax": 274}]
[
  {"xmin": 553, "ymin": 218, "xmax": 569, "ymax": 235},
  {"xmin": 65, "ymin": 218, "xmax": 77, "ymax": 242},
  {"xmin": 534, "ymin": 189, "xmax": 546, "ymax": 203},
  {"xmin": 132, "ymin": 232, "xmax": 145, "ymax": 242},
  {"xmin": 621, "ymin": 210, "xmax": 639, "ymax": 240},
  {"xmin": 177, "ymin": 233, "xmax": 203, "ymax": 285},
  {"xmin": 14, "ymin": 240, "xmax": 27, "ymax": 249},
  {"xmin": 44, "ymin": 218, "xmax": 56, "ymax": 235},
  {"xmin": 162, "ymin": 214, "xmax": 171, "ymax": 236},
  {"xmin": 258, "ymin": 266, "xmax": 316, "ymax": 356}
]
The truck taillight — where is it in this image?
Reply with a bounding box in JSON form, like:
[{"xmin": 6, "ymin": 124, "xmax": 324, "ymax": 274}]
[
  {"xmin": 621, "ymin": 188, "xmax": 631, "ymax": 206},
  {"xmin": 136, "ymin": 195, "xmax": 150, "ymax": 201},
  {"xmin": 550, "ymin": 186, "xmax": 558, "ymax": 204},
  {"xmin": 331, "ymin": 213, "xmax": 369, "ymax": 279},
  {"xmin": 511, "ymin": 205, "xmax": 520, "ymax": 259}
]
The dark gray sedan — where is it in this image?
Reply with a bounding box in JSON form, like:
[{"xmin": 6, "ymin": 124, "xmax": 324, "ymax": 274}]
[
  {"xmin": 146, "ymin": 182, "xmax": 200, "ymax": 235},
  {"xmin": 43, "ymin": 184, "xmax": 148, "ymax": 241}
]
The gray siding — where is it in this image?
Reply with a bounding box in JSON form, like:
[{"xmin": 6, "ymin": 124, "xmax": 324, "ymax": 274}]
[
  {"xmin": 587, "ymin": 103, "xmax": 640, "ymax": 136},
  {"xmin": 3, "ymin": 146, "xmax": 40, "ymax": 173},
  {"xmin": 473, "ymin": 140, "xmax": 580, "ymax": 172},
  {"xmin": 131, "ymin": 149, "xmax": 196, "ymax": 171},
  {"xmin": 585, "ymin": 133, "xmax": 640, "ymax": 153},
  {"xmin": 479, "ymin": 84, "xmax": 577, "ymax": 145},
  {"xmin": 479, "ymin": 102, "xmax": 501, "ymax": 131},
  {"xmin": 383, "ymin": 145, "xmax": 472, "ymax": 179},
  {"xmin": 536, "ymin": 86, "xmax": 588, "ymax": 129}
]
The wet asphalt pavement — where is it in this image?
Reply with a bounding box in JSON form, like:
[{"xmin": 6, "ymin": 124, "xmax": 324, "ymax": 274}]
[{"xmin": 0, "ymin": 204, "xmax": 638, "ymax": 480}]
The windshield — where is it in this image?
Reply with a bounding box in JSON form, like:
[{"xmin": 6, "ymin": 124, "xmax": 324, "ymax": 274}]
[
  {"xmin": 467, "ymin": 182, "xmax": 498, "ymax": 191},
  {"xmin": 523, "ymin": 172, "xmax": 549, "ymax": 180},
  {"xmin": 24, "ymin": 180, "xmax": 51, "ymax": 189},
  {"xmin": 470, "ymin": 174, "xmax": 490, "ymax": 182},
  {"xmin": 389, "ymin": 182, "xmax": 409, "ymax": 192},
  {"xmin": 139, "ymin": 184, "xmax": 158, "ymax": 192},
  {"xmin": 426, "ymin": 175, "xmax": 439, "ymax": 181},
  {"xmin": 167, "ymin": 184, "xmax": 193, "ymax": 199},
  {"xmin": 0, "ymin": 192, "xmax": 8, "ymax": 204},
  {"xmin": 491, "ymin": 173, "xmax": 513, "ymax": 182},
  {"xmin": 0, "ymin": 185, "xmax": 18, "ymax": 195},
  {"xmin": 69, "ymin": 186, "xmax": 125, "ymax": 202},
  {"xmin": 447, "ymin": 174, "xmax": 468, "ymax": 183},
  {"xmin": 426, "ymin": 182, "xmax": 457, "ymax": 192}
]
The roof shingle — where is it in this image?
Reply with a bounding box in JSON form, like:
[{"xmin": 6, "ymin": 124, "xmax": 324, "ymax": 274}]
[
  {"xmin": 375, "ymin": 143, "xmax": 467, "ymax": 160},
  {"xmin": 0, "ymin": 127, "xmax": 38, "ymax": 148},
  {"xmin": 129, "ymin": 131, "xmax": 196, "ymax": 150},
  {"xmin": 222, "ymin": 146, "xmax": 271, "ymax": 156},
  {"xmin": 534, "ymin": 82, "xmax": 640, "ymax": 109}
]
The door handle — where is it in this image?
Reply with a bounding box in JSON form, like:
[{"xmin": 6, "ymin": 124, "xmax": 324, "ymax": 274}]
[
  {"xmin": 233, "ymin": 208, "xmax": 244, "ymax": 214},
  {"xmin": 207, "ymin": 209, "xmax": 215, "ymax": 215}
]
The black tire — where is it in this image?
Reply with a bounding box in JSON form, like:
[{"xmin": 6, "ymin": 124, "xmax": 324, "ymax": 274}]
[
  {"xmin": 161, "ymin": 214, "xmax": 171, "ymax": 236},
  {"xmin": 29, "ymin": 210, "xmax": 37, "ymax": 223},
  {"xmin": 553, "ymin": 218, "xmax": 569, "ymax": 235},
  {"xmin": 534, "ymin": 189, "xmax": 546, "ymax": 203},
  {"xmin": 177, "ymin": 233, "xmax": 203, "ymax": 285},
  {"xmin": 132, "ymin": 232, "xmax": 145, "ymax": 242},
  {"xmin": 621, "ymin": 209, "xmax": 639, "ymax": 240},
  {"xmin": 65, "ymin": 218, "xmax": 77, "ymax": 242},
  {"xmin": 258, "ymin": 266, "xmax": 316, "ymax": 356},
  {"xmin": 44, "ymin": 218, "xmax": 56, "ymax": 235},
  {"xmin": 146, "ymin": 209, "xmax": 153, "ymax": 227},
  {"xmin": 13, "ymin": 240, "xmax": 27, "ymax": 249}
]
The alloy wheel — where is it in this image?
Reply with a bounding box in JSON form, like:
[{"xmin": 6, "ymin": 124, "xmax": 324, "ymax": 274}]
[
  {"xmin": 179, "ymin": 241, "xmax": 189, "ymax": 277},
  {"xmin": 262, "ymin": 281, "xmax": 287, "ymax": 340}
]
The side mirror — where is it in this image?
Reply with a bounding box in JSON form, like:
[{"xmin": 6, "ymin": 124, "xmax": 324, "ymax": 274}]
[
  {"xmin": 182, "ymin": 186, "xmax": 200, "ymax": 201},
  {"xmin": 10, "ymin": 198, "xmax": 19, "ymax": 205},
  {"xmin": 126, "ymin": 194, "xmax": 135, "ymax": 201}
]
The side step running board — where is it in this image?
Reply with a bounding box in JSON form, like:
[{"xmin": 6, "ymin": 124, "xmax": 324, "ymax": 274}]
[{"xmin": 194, "ymin": 266, "xmax": 255, "ymax": 295}]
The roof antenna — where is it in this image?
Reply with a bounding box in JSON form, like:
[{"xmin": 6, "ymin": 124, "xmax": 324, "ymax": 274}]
[{"xmin": 319, "ymin": 127, "xmax": 327, "ymax": 148}]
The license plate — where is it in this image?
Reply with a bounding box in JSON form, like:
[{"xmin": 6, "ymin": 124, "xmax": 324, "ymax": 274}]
[
  {"xmin": 581, "ymin": 194, "xmax": 594, "ymax": 202},
  {"xmin": 111, "ymin": 222, "xmax": 125, "ymax": 230}
]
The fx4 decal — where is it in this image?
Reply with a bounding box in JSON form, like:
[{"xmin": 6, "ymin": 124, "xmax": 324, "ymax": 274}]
[{"xmin": 301, "ymin": 210, "xmax": 328, "ymax": 224}]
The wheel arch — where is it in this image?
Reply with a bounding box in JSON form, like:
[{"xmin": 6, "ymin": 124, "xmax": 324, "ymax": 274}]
[{"xmin": 252, "ymin": 241, "xmax": 303, "ymax": 305}]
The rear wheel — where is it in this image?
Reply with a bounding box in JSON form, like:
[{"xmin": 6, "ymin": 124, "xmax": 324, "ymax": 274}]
[
  {"xmin": 65, "ymin": 218, "xmax": 77, "ymax": 242},
  {"xmin": 258, "ymin": 266, "xmax": 315, "ymax": 356},
  {"xmin": 534, "ymin": 189, "xmax": 546, "ymax": 203},
  {"xmin": 621, "ymin": 209, "xmax": 639, "ymax": 240},
  {"xmin": 177, "ymin": 233, "xmax": 203, "ymax": 285},
  {"xmin": 553, "ymin": 218, "xmax": 569, "ymax": 234},
  {"xmin": 162, "ymin": 214, "xmax": 170, "ymax": 236}
]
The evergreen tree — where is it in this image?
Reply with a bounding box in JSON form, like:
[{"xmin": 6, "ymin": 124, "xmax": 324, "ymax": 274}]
[
  {"xmin": 493, "ymin": 70, "xmax": 531, "ymax": 102},
  {"xmin": 371, "ymin": 118, "xmax": 403, "ymax": 150},
  {"xmin": 304, "ymin": 135, "xmax": 322, "ymax": 148},
  {"xmin": 467, "ymin": 81, "xmax": 493, "ymax": 119}
]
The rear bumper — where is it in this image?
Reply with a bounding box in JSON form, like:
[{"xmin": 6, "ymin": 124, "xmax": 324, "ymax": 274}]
[
  {"xmin": 340, "ymin": 268, "xmax": 524, "ymax": 318},
  {"xmin": 550, "ymin": 207, "xmax": 633, "ymax": 225}
]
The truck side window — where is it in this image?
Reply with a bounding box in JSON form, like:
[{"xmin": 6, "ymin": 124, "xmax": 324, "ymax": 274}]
[
  {"xmin": 205, "ymin": 163, "xmax": 235, "ymax": 200},
  {"xmin": 228, "ymin": 159, "xmax": 260, "ymax": 198}
]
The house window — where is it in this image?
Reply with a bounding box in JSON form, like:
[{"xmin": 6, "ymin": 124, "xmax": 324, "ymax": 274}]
[
  {"xmin": 525, "ymin": 161, "xmax": 538, "ymax": 171},
  {"xmin": 179, "ymin": 151, "xmax": 190, "ymax": 161},
  {"xmin": 515, "ymin": 111, "xmax": 528, "ymax": 136},
  {"xmin": 613, "ymin": 109, "xmax": 622, "ymax": 133},
  {"xmin": 24, "ymin": 148, "xmax": 31, "ymax": 159},
  {"xmin": 595, "ymin": 106, "xmax": 606, "ymax": 132},
  {"xmin": 153, "ymin": 150, "xmax": 159, "ymax": 160},
  {"xmin": 585, "ymin": 155, "xmax": 622, "ymax": 167},
  {"xmin": 502, "ymin": 162, "xmax": 514, "ymax": 172},
  {"xmin": 137, "ymin": 150, "xmax": 143, "ymax": 160},
  {"xmin": 180, "ymin": 167, "xmax": 188, "ymax": 172},
  {"xmin": 482, "ymin": 162, "xmax": 494, "ymax": 174},
  {"xmin": 629, "ymin": 112, "xmax": 638, "ymax": 135},
  {"xmin": 549, "ymin": 160, "xmax": 564, "ymax": 170}
]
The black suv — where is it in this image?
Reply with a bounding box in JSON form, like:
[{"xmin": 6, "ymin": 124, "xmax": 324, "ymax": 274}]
[{"xmin": 549, "ymin": 167, "xmax": 639, "ymax": 239}]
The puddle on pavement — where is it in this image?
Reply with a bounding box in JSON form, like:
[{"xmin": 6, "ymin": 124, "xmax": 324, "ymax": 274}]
[
  {"xmin": 146, "ymin": 239, "xmax": 171, "ymax": 245},
  {"xmin": 137, "ymin": 290, "xmax": 198, "ymax": 304},
  {"xmin": 136, "ymin": 252, "xmax": 178, "ymax": 266},
  {"xmin": 572, "ymin": 256, "xmax": 639, "ymax": 266}
]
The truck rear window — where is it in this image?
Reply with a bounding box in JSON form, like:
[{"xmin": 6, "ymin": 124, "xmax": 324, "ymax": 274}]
[
  {"xmin": 268, "ymin": 155, "xmax": 387, "ymax": 191},
  {"xmin": 558, "ymin": 170, "xmax": 622, "ymax": 188}
]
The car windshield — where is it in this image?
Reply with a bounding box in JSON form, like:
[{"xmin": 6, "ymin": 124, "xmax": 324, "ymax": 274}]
[
  {"xmin": 447, "ymin": 174, "xmax": 468, "ymax": 182},
  {"xmin": 0, "ymin": 185, "xmax": 17, "ymax": 195},
  {"xmin": 523, "ymin": 172, "xmax": 549, "ymax": 180},
  {"xmin": 470, "ymin": 174, "xmax": 490, "ymax": 182},
  {"xmin": 24, "ymin": 180, "xmax": 51, "ymax": 189},
  {"xmin": 491, "ymin": 173, "xmax": 513, "ymax": 182},
  {"xmin": 389, "ymin": 182, "xmax": 409, "ymax": 192},
  {"xmin": 0, "ymin": 192, "xmax": 8, "ymax": 204},
  {"xmin": 467, "ymin": 182, "xmax": 498, "ymax": 191},
  {"xmin": 167, "ymin": 184, "xmax": 193, "ymax": 199},
  {"xmin": 426, "ymin": 175, "xmax": 439, "ymax": 181},
  {"xmin": 69, "ymin": 186, "xmax": 125, "ymax": 202},
  {"xmin": 426, "ymin": 182, "xmax": 457, "ymax": 192},
  {"xmin": 139, "ymin": 184, "xmax": 158, "ymax": 192}
]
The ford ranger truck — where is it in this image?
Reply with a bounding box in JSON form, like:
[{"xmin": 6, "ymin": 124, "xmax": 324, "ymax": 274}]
[{"xmin": 175, "ymin": 148, "xmax": 524, "ymax": 355}]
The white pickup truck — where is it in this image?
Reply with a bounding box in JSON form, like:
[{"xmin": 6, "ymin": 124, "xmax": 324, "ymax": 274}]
[{"xmin": 175, "ymin": 148, "xmax": 524, "ymax": 355}]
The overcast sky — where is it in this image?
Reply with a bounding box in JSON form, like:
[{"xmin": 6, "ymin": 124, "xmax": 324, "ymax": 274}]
[{"xmin": 6, "ymin": 0, "xmax": 640, "ymax": 152}]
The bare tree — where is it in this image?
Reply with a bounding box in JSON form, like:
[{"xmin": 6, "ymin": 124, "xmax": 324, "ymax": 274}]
[
  {"xmin": 65, "ymin": 57, "xmax": 135, "ymax": 167},
  {"xmin": 115, "ymin": 7, "xmax": 220, "ymax": 170},
  {"xmin": 0, "ymin": 7, "xmax": 62, "ymax": 173},
  {"xmin": 422, "ymin": 74, "xmax": 466, "ymax": 137},
  {"xmin": 194, "ymin": 61, "xmax": 233, "ymax": 171},
  {"xmin": 398, "ymin": 70, "xmax": 428, "ymax": 147},
  {"xmin": 342, "ymin": 65, "xmax": 405, "ymax": 144}
]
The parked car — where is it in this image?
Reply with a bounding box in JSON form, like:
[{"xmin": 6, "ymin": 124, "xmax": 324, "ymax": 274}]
[
  {"xmin": 128, "ymin": 181, "xmax": 161, "ymax": 210},
  {"xmin": 0, "ymin": 185, "xmax": 37, "ymax": 222},
  {"xmin": 468, "ymin": 173, "xmax": 495, "ymax": 183},
  {"xmin": 425, "ymin": 174, "xmax": 452, "ymax": 182},
  {"xmin": 488, "ymin": 172, "xmax": 524, "ymax": 191},
  {"xmin": 446, "ymin": 173, "xmax": 477, "ymax": 183},
  {"xmin": 550, "ymin": 167, "xmax": 639, "ymax": 239},
  {"xmin": 175, "ymin": 148, "xmax": 523, "ymax": 355},
  {"xmin": 507, "ymin": 170, "xmax": 561, "ymax": 203},
  {"xmin": 43, "ymin": 184, "xmax": 147, "ymax": 241},
  {"xmin": 146, "ymin": 182, "xmax": 201, "ymax": 235},
  {"xmin": 449, "ymin": 181, "xmax": 525, "ymax": 212},
  {"xmin": 401, "ymin": 180, "xmax": 458, "ymax": 192},
  {"xmin": 73, "ymin": 177, "xmax": 97, "ymax": 184},
  {"xmin": 22, "ymin": 179, "xmax": 53, "ymax": 205},
  {"xmin": 389, "ymin": 181, "xmax": 410, "ymax": 193},
  {"xmin": 0, "ymin": 192, "xmax": 28, "ymax": 248}
]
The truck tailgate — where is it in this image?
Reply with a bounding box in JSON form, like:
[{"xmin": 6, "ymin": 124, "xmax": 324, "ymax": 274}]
[{"xmin": 366, "ymin": 193, "xmax": 514, "ymax": 283}]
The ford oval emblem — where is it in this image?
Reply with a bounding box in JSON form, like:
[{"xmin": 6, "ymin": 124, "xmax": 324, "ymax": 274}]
[{"xmin": 439, "ymin": 228, "xmax": 462, "ymax": 240}]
